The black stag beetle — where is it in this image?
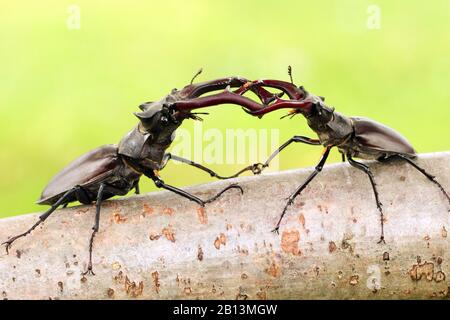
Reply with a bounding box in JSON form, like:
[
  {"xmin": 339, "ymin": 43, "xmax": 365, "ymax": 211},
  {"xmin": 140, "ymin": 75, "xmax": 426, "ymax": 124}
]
[
  {"xmin": 237, "ymin": 73, "xmax": 450, "ymax": 243},
  {"xmin": 1, "ymin": 72, "xmax": 277, "ymax": 275}
]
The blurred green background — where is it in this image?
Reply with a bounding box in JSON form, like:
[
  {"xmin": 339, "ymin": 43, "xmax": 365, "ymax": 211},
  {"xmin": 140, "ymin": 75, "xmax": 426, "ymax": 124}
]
[{"xmin": 0, "ymin": 0, "xmax": 449, "ymax": 218}]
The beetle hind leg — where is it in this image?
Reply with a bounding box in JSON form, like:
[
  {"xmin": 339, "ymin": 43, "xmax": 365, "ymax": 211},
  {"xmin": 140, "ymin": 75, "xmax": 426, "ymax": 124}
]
[
  {"xmin": 1, "ymin": 186, "xmax": 81, "ymax": 254},
  {"xmin": 1, "ymin": 220, "xmax": 43, "ymax": 254},
  {"xmin": 348, "ymin": 157, "xmax": 385, "ymax": 244},
  {"xmin": 389, "ymin": 154, "xmax": 450, "ymax": 207}
]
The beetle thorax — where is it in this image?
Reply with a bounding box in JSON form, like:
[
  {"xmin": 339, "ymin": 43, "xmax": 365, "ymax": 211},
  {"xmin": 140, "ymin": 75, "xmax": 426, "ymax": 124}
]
[
  {"xmin": 307, "ymin": 110, "xmax": 353, "ymax": 146},
  {"xmin": 150, "ymin": 121, "xmax": 181, "ymax": 146}
]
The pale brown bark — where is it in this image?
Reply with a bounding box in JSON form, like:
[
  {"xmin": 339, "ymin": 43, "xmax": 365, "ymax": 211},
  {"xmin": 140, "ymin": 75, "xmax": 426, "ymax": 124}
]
[{"xmin": 0, "ymin": 152, "xmax": 449, "ymax": 300}]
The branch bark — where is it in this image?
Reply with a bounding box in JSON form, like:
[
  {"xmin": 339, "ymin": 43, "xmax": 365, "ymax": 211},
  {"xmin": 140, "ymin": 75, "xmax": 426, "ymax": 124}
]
[{"xmin": 0, "ymin": 152, "xmax": 449, "ymax": 300}]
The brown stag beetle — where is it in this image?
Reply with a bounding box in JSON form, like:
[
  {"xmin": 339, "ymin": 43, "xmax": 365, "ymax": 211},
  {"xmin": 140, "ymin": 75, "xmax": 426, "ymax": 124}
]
[
  {"xmin": 238, "ymin": 70, "xmax": 450, "ymax": 243},
  {"xmin": 1, "ymin": 71, "xmax": 277, "ymax": 275}
]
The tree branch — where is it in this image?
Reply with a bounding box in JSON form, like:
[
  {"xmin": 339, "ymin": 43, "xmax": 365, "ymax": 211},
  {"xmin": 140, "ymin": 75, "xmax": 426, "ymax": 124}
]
[{"xmin": 0, "ymin": 152, "xmax": 449, "ymax": 299}]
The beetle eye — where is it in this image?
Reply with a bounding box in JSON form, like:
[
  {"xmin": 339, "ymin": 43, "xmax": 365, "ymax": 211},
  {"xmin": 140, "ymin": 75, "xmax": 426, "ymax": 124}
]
[{"xmin": 160, "ymin": 116, "xmax": 168, "ymax": 124}]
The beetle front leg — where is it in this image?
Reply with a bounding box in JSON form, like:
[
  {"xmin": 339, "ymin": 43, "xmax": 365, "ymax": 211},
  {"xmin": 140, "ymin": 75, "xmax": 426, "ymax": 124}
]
[
  {"xmin": 273, "ymin": 146, "xmax": 332, "ymax": 234},
  {"xmin": 147, "ymin": 171, "xmax": 243, "ymax": 206},
  {"xmin": 163, "ymin": 153, "xmax": 256, "ymax": 180},
  {"xmin": 250, "ymin": 136, "xmax": 321, "ymax": 175},
  {"xmin": 165, "ymin": 136, "xmax": 319, "ymax": 179}
]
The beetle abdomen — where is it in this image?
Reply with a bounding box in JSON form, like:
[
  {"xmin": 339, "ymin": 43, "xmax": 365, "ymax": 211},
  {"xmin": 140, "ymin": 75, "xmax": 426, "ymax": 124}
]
[
  {"xmin": 37, "ymin": 144, "xmax": 120, "ymax": 205},
  {"xmin": 351, "ymin": 117, "xmax": 416, "ymax": 157}
]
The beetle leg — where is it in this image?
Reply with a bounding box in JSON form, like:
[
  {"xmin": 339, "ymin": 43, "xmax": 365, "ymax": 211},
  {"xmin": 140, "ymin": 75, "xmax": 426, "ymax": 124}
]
[
  {"xmin": 148, "ymin": 172, "xmax": 243, "ymax": 206},
  {"xmin": 389, "ymin": 154, "xmax": 450, "ymax": 206},
  {"xmin": 209, "ymin": 136, "xmax": 321, "ymax": 178},
  {"xmin": 134, "ymin": 180, "xmax": 140, "ymax": 195},
  {"xmin": 152, "ymin": 176, "xmax": 205, "ymax": 206},
  {"xmin": 203, "ymin": 184, "xmax": 244, "ymax": 204},
  {"xmin": 252, "ymin": 136, "xmax": 321, "ymax": 175},
  {"xmin": 1, "ymin": 186, "xmax": 80, "ymax": 254},
  {"xmin": 164, "ymin": 153, "xmax": 224, "ymax": 178},
  {"xmin": 347, "ymin": 157, "xmax": 385, "ymax": 244},
  {"xmin": 82, "ymin": 181, "xmax": 130, "ymax": 275},
  {"xmin": 164, "ymin": 153, "xmax": 253, "ymax": 180},
  {"xmin": 83, "ymin": 183, "xmax": 106, "ymax": 276},
  {"xmin": 273, "ymin": 146, "xmax": 332, "ymax": 234}
]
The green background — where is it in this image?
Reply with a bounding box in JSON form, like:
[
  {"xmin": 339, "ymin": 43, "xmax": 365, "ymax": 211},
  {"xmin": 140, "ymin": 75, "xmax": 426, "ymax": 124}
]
[{"xmin": 0, "ymin": 0, "xmax": 449, "ymax": 218}]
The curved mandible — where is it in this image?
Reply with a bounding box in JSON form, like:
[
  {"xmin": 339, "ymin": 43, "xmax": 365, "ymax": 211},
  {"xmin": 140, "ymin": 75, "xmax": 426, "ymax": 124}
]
[
  {"xmin": 171, "ymin": 89, "xmax": 267, "ymax": 113},
  {"xmin": 179, "ymin": 76, "xmax": 277, "ymax": 105},
  {"xmin": 233, "ymin": 79, "xmax": 313, "ymax": 117},
  {"xmin": 242, "ymin": 98, "xmax": 314, "ymax": 117},
  {"xmin": 236, "ymin": 79, "xmax": 307, "ymax": 100}
]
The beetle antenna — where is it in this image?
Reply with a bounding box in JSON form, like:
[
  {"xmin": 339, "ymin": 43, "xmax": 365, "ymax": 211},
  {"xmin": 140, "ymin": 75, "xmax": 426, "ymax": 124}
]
[
  {"xmin": 288, "ymin": 65, "xmax": 294, "ymax": 84},
  {"xmin": 190, "ymin": 68, "xmax": 203, "ymax": 84}
]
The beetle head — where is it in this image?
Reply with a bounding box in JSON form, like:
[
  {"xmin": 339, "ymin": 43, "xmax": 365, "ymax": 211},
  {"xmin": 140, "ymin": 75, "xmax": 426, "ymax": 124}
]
[
  {"xmin": 134, "ymin": 101, "xmax": 183, "ymax": 134},
  {"xmin": 303, "ymin": 94, "xmax": 335, "ymax": 131}
]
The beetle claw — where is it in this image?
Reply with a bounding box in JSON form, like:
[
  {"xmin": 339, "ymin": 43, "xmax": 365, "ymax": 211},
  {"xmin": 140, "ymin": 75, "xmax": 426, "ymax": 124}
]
[
  {"xmin": 1, "ymin": 235, "xmax": 22, "ymax": 255},
  {"xmin": 251, "ymin": 163, "xmax": 265, "ymax": 175},
  {"xmin": 1, "ymin": 241, "xmax": 12, "ymax": 255},
  {"xmin": 228, "ymin": 183, "xmax": 244, "ymax": 195},
  {"xmin": 82, "ymin": 265, "xmax": 96, "ymax": 276}
]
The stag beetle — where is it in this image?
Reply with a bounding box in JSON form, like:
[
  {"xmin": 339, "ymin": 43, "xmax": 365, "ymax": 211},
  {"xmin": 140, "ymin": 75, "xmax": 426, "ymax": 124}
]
[
  {"xmin": 2, "ymin": 72, "xmax": 275, "ymax": 275},
  {"xmin": 238, "ymin": 73, "xmax": 450, "ymax": 243}
]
